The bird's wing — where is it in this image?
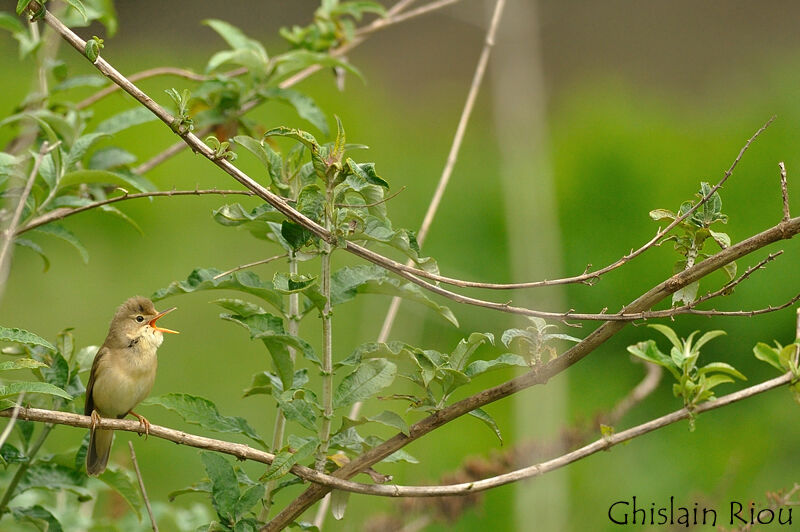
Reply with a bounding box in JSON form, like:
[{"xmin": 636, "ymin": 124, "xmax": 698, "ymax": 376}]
[{"xmin": 84, "ymin": 346, "xmax": 109, "ymax": 416}]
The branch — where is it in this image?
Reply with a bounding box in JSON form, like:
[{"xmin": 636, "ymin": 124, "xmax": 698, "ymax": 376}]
[
  {"xmin": 262, "ymin": 215, "xmax": 800, "ymax": 525},
  {"xmin": 38, "ymin": 5, "xmax": 790, "ymax": 326},
  {"xmin": 15, "ymin": 188, "xmax": 255, "ymax": 236},
  {"xmin": 1, "ymin": 372, "xmax": 791, "ymax": 504},
  {"xmin": 780, "ymin": 161, "xmax": 791, "ymax": 222},
  {"xmin": 128, "ymin": 442, "xmax": 158, "ymax": 532}
]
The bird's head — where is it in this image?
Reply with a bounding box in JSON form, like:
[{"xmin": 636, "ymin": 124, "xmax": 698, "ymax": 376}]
[{"xmin": 108, "ymin": 296, "xmax": 178, "ymax": 347}]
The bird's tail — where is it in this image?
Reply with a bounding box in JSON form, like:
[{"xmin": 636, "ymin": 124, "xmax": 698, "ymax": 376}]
[{"xmin": 86, "ymin": 428, "xmax": 113, "ymax": 476}]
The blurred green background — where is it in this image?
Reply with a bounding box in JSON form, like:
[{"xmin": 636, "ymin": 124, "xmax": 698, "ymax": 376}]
[{"xmin": 2, "ymin": 0, "xmax": 800, "ymax": 530}]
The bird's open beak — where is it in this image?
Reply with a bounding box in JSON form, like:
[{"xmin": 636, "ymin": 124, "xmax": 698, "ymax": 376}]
[{"xmin": 150, "ymin": 306, "xmax": 179, "ymax": 334}]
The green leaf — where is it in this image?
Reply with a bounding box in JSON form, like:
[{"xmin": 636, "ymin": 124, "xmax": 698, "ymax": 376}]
[
  {"xmin": 709, "ymin": 229, "xmax": 731, "ymax": 248},
  {"xmin": 323, "ymin": 265, "xmax": 458, "ymax": 326},
  {"xmin": 12, "ymin": 506, "xmax": 63, "ymax": 532},
  {"xmin": 94, "ymin": 107, "xmax": 157, "ymax": 135},
  {"xmin": 58, "ymin": 168, "xmax": 155, "ymax": 193},
  {"xmin": 649, "ymin": 208, "xmax": 676, "ymax": 221},
  {"xmin": 381, "ymin": 448, "xmax": 419, "ymax": 464},
  {"xmin": 260, "ymin": 88, "xmax": 329, "ymax": 136},
  {"xmin": 702, "ymin": 373, "xmax": 735, "ymax": 391},
  {"xmin": 64, "ymin": 0, "xmax": 88, "ymax": 21},
  {"xmin": 167, "ymin": 479, "xmax": 212, "ymax": 501},
  {"xmin": 144, "ymin": 393, "xmax": 266, "ymax": 447},
  {"xmin": 53, "ymin": 74, "xmax": 107, "ymax": 91},
  {"xmin": 0, "ymin": 327, "xmax": 55, "ymax": 351},
  {"xmin": 672, "ymin": 280, "xmax": 699, "ymax": 306},
  {"xmin": 204, "ymin": 19, "xmax": 267, "ymax": 56},
  {"xmin": 34, "ymin": 224, "xmax": 89, "ymax": 263},
  {"xmin": 261, "ymin": 437, "xmax": 319, "ymax": 481},
  {"xmin": 0, "ymin": 358, "xmax": 47, "ymax": 371},
  {"xmin": 693, "ymin": 330, "xmax": 726, "ymax": 351},
  {"xmin": 335, "ymin": 340, "xmax": 419, "ymax": 368},
  {"xmin": 14, "ymin": 239, "xmax": 50, "ymax": 272},
  {"xmin": 276, "ymin": 393, "xmax": 318, "ymax": 432},
  {"xmin": 338, "ymin": 410, "xmax": 409, "ymax": 436},
  {"xmin": 88, "ymin": 146, "xmax": 137, "ymax": 170},
  {"xmin": 40, "ymin": 351, "xmax": 69, "ymax": 390},
  {"xmin": 449, "ymin": 332, "xmax": 494, "ymax": 372},
  {"xmin": 333, "ymin": 358, "xmax": 397, "ymax": 409},
  {"xmin": 16, "ymin": 0, "xmax": 34, "ymax": 16},
  {"xmin": 235, "ymin": 483, "xmax": 265, "ymax": 520},
  {"xmin": 626, "ymin": 340, "xmax": 679, "ymax": 377},
  {"xmin": 0, "ymin": 12, "xmax": 25, "ymax": 34},
  {"xmin": 273, "ymin": 272, "xmax": 318, "ymax": 293},
  {"xmin": 64, "ymin": 133, "xmax": 109, "ymax": 168},
  {"xmin": 231, "ymin": 136, "xmax": 284, "ymax": 188},
  {"xmin": 468, "ymin": 408, "xmax": 502, "ymax": 444},
  {"xmin": 647, "ymin": 324, "xmax": 683, "ymax": 351},
  {"xmin": 0, "ymin": 381, "xmax": 72, "ymax": 401},
  {"xmin": 201, "ymin": 452, "xmax": 239, "ymax": 522},
  {"xmin": 213, "ymin": 298, "xmax": 268, "ymax": 318},
  {"xmin": 345, "ymin": 159, "xmax": 389, "ymax": 189},
  {"xmin": 99, "ymin": 467, "xmax": 142, "ymax": 519},
  {"xmin": 152, "ymin": 268, "xmax": 284, "ymax": 314},
  {"xmin": 697, "ymin": 362, "xmax": 746, "ymax": 380},
  {"xmin": 15, "ymin": 462, "xmax": 87, "ymax": 497},
  {"xmin": 465, "ymin": 353, "xmax": 528, "ymax": 377},
  {"xmin": 270, "ymin": 49, "xmax": 362, "ymax": 84},
  {"xmin": 754, "ymin": 342, "xmax": 785, "ymax": 371}
]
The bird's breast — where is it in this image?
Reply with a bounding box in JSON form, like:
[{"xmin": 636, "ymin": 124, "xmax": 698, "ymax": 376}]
[{"xmin": 91, "ymin": 345, "xmax": 158, "ymax": 418}]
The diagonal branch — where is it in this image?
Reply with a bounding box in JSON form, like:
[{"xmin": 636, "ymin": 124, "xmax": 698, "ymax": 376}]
[
  {"xmin": 263, "ymin": 215, "xmax": 800, "ymax": 526},
  {"xmin": 128, "ymin": 441, "xmax": 158, "ymax": 532}
]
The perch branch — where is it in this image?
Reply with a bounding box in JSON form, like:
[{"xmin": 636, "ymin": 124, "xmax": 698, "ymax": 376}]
[{"xmin": 0, "ymin": 372, "xmax": 791, "ymax": 503}]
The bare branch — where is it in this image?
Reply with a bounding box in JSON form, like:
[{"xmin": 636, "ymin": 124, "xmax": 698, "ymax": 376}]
[
  {"xmin": 212, "ymin": 253, "xmax": 288, "ymax": 280},
  {"xmin": 15, "ymin": 188, "xmax": 255, "ymax": 236},
  {"xmin": 604, "ymin": 362, "xmax": 663, "ymax": 426},
  {"xmin": 128, "ymin": 441, "xmax": 158, "ymax": 532},
  {"xmin": 356, "ymin": 0, "xmax": 462, "ymax": 38},
  {"xmin": 780, "ymin": 161, "xmax": 791, "ymax": 222}
]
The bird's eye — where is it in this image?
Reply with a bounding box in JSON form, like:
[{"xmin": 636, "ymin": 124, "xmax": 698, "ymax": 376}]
[{"xmin": 136, "ymin": 316, "xmax": 144, "ymax": 322}]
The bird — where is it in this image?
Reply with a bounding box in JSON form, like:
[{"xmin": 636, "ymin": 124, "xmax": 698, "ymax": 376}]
[{"xmin": 84, "ymin": 296, "xmax": 178, "ymax": 476}]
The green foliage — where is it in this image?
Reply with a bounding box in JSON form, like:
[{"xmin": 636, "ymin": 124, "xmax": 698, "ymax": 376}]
[
  {"xmin": 650, "ymin": 182, "xmax": 736, "ymax": 305},
  {"xmin": 280, "ymin": 0, "xmax": 386, "ymax": 53},
  {"xmin": 753, "ymin": 340, "xmax": 800, "ymax": 402},
  {"xmin": 200, "ymin": 452, "xmax": 265, "ymax": 530},
  {"xmin": 628, "ymin": 324, "xmax": 745, "ymax": 429},
  {"xmin": 166, "ymin": 88, "xmax": 194, "ymax": 134},
  {"xmin": 501, "ymin": 317, "xmax": 581, "ymax": 366},
  {"xmin": 83, "ymin": 35, "xmax": 103, "ymax": 62},
  {"xmin": 144, "ymin": 393, "xmax": 266, "ymax": 448}
]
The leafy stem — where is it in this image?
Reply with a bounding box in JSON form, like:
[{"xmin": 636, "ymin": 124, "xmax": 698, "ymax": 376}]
[{"xmin": 315, "ymin": 187, "xmax": 335, "ymax": 472}]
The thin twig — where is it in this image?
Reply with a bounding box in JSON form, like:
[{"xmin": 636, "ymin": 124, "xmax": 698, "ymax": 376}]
[
  {"xmin": 604, "ymin": 362, "xmax": 663, "ymax": 426},
  {"xmin": 691, "ymin": 251, "xmax": 782, "ymax": 307},
  {"xmin": 374, "ymin": 0, "xmax": 507, "ymax": 353},
  {"xmin": 128, "ymin": 441, "xmax": 158, "ymax": 532},
  {"xmin": 355, "ymin": 0, "xmax": 461, "ymax": 38},
  {"xmin": 16, "ymin": 188, "xmax": 254, "ymax": 236},
  {"xmin": 367, "ymin": 117, "xmax": 779, "ymax": 292},
  {"xmin": 212, "ymin": 253, "xmax": 288, "ymax": 280},
  {"xmin": 779, "ymin": 162, "xmax": 791, "ymax": 222},
  {"xmin": 0, "ymin": 393, "xmax": 25, "ymax": 450},
  {"xmin": 1, "ymin": 372, "xmax": 792, "ymax": 502},
  {"xmin": 0, "ymin": 142, "xmax": 54, "ymax": 283}
]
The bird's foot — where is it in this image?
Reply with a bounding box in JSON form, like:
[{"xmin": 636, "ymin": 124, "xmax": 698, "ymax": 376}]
[
  {"xmin": 90, "ymin": 410, "xmax": 101, "ymax": 430},
  {"xmin": 128, "ymin": 411, "xmax": 151, "ymax": 439}
]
